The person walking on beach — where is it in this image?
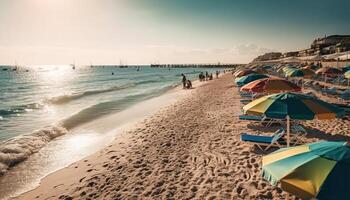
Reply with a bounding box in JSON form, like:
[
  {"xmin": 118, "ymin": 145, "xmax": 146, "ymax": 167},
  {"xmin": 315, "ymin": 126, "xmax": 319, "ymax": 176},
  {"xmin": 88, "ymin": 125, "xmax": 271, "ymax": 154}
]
[
  {"xmin": 181, "ymin": 73, "xmax": 187, "ymax": 89},
  {"xmin": 216, "ymin": 71, "xmax": 219, "ymax": 78}
]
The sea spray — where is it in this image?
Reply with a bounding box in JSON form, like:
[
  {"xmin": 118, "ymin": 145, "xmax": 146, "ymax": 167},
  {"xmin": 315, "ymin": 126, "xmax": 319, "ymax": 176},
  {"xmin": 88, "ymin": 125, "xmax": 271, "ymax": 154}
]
[{"xmin": 0, "ymin": 125, "xmax": 68, "ymax": 175}]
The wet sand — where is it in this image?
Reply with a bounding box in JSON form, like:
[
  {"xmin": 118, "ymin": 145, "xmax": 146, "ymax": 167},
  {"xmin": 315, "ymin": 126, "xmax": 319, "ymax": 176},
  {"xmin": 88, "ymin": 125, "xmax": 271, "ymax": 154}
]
[{"xmin": 15, "ymin": 73, "xmax": 350, "ymax": 200}]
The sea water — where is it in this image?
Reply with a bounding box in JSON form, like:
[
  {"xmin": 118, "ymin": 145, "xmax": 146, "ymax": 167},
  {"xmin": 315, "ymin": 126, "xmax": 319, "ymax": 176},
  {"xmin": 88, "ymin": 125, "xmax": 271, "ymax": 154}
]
[{"xmin": 0, "ymin": 65, "xmax": 224, "ymax": 199}]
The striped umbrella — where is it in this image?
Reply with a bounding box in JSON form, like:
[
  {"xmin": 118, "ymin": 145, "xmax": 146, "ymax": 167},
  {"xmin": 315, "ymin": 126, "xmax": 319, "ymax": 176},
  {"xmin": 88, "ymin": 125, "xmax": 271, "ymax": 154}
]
[
  {"xmin": 243, "ymin": 92, "xmax": 344, "ymax": 146},
  {"xmin": 234, "ymin": 69, "xmax": 256, "ymax": 77},
  {"xmin": 284, "ymin": 68, "xmax": 303, "ymax": 77},
  {"xmin": 284, "ymin": 68, "xmax": 314, "ymax": 78},
  {"xmin": 250, "ymin": 67, "xmax": 268, "ymax": 74},
  {"xmin": 262, "ymin": 141, "xmax": 350, "ymax": 199},
  {"xmin": 345, "ymin": 70, "xmax": 350, "ymax": 79},
  {"xmin": 240, "ymin": 78, "xmax": 301, "ymax": 94},
  {"xmin": 342, "ymin": 66, "xmax": 350, "ymax": 73},
  {"xmin": 234, "ymin": 73, "xmax": 269, "ymax": 87}
]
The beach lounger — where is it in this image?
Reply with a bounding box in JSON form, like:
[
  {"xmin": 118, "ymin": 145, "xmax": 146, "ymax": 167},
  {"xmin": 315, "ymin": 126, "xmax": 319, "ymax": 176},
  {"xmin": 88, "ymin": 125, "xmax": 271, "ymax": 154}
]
[
  {"xmin": 240, "ymin": 128, "xmax": 285, "ymax": 151},
  {"xmin": 239, "ymin": 115, "xmax": 284, "ymax": 127},
  {"xmin": 240, "ymin": 99, "xmax": 252, "ymax": 104},
  {"xmin": 239, "ymin": 115, "xmax": 263, "ymax": 121},
  {"xmin": 239, "ymin": 93, "xmax": 254, "ymax": 98}
]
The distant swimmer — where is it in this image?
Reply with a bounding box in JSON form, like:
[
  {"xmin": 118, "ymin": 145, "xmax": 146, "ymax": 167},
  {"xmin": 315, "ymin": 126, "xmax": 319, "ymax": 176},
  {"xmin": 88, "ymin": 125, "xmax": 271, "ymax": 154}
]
[{"xmin": 112, "ymin": 72, "xmax": 114, "ymax": 75}]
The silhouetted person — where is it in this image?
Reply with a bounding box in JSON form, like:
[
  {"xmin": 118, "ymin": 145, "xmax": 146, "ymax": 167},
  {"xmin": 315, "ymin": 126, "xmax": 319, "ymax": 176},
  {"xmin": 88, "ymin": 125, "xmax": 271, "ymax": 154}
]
[
  {"xmin": 186, "ymin": 80, "xmax": 192, "ymax": 89},
  {"xmin": 181, "ymin": 74, "xmax": 187, "ymax": 89}
]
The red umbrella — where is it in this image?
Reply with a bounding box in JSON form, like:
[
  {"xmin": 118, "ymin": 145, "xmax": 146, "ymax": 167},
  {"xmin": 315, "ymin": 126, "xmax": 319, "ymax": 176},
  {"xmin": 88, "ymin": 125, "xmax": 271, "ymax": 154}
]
[
  {"xmin": 240, "ymin": 77, "xmax": 301, "ymax": 93},
  {"xmin": 316, "ymin": 67, "xmax": 343, "ymax": 78}
]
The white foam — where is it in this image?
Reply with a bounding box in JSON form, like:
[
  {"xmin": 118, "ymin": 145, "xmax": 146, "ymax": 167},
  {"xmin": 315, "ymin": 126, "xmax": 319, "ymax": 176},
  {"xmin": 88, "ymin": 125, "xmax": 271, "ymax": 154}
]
[{"xmin": 0, "ymin": 125, "xmax": 68, "ymax": 175}]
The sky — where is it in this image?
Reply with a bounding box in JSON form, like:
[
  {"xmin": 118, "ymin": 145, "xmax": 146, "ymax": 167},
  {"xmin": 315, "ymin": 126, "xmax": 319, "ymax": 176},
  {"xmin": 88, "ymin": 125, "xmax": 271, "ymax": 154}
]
[{"xmin": 0, "ymin": 0, "xmax": 349, "ymax": 65}]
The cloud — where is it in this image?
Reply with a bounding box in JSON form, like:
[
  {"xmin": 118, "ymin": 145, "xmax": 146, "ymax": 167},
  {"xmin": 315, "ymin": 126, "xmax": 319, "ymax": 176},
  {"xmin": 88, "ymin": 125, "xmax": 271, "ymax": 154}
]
[{"xmin": 236, "ymin": 44, "xmax": 274, "ymax": 56}]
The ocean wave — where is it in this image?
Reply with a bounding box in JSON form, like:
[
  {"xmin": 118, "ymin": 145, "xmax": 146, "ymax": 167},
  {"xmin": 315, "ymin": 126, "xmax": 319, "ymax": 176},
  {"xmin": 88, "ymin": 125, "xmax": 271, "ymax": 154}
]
[
  {"xmin": 46, "ymin": 84, "xmax": 135, "ymax": 104},
  {"xmin": 0, "ymin": 125, "xmax": 68, "ymax": 175},
  {"xmin": 0, "ymin": 103, "xmax": 44, "ymax": 117},
  {"xmin": 0, "ymin": 84, "xmax": 174, "ymax": 175},
  {"xmin": 62, "ymin": 85, "xmax": 173, "ymax": 129},
  {"xmin": 135, "ymin": 79, "xmax": 160, "ymax": 85}
]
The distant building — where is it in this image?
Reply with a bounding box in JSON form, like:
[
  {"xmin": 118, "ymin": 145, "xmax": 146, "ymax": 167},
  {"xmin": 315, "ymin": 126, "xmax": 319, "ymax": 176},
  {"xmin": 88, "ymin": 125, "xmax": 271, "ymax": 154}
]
[
  {"xmin": 311, "ymin": 35, "xmax": 350, "ymax": 55},
  {"xmin": 311, "ymin": 35, "xmax": 350, "ymax": 49},
  {"xmin": 298, "ymin": 49, "xmax": 316, "ymax": 57},
  {"xmin": 252, "ymin": 35, "xmax": 350, "ymax": 62}
]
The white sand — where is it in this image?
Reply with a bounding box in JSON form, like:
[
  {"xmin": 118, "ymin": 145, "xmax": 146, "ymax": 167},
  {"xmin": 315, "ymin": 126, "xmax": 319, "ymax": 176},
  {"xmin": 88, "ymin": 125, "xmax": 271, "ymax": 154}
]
[{"xmin": 14, "ymin": 73, "xmax": 350, "ymax": 200}]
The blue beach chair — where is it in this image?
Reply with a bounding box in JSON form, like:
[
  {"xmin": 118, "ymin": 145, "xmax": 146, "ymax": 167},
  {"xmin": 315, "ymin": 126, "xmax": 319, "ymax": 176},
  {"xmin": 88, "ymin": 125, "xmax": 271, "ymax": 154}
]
[
  {"xmin": 240, "ymin": 128, "xmax": 286, "ymax": 151},
  {"xmin": 239, "ymin": 115, "xmax": 263, "ymax": 121}
]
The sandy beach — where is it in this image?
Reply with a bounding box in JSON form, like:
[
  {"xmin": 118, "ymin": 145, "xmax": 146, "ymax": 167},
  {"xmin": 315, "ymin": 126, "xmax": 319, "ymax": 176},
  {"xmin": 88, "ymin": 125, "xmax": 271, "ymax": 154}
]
[{"xmin": 14, "ymin": 73, "xmax": 350, "ymax": 200}]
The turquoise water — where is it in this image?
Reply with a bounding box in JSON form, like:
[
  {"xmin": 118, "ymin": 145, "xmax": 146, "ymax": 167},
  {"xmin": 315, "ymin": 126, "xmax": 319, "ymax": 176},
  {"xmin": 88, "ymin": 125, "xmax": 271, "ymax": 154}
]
[
  {"xmin": 0, "ymin": 65, "xmax": 220, "ymax": 139},
  {"xmin": 0, "ymin": 65, "xmax": 226, "ymax": 199},
  {"xmin": 0, "ymin": 65, "xmax": 222, "ymax": 172}
]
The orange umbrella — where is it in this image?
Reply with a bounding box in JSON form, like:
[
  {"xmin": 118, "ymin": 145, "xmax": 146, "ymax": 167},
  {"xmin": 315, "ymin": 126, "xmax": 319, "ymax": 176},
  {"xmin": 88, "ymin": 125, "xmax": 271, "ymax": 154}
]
[
  {"xmin": 235, "ymin": 69, "xmax": 256, "ymax": 77},
  {"xmin": 240, "ymin": 77, "xmax": 301, "ymax": 93},
  {"xmin": 316, "ymin": 67, "xmax": 342, "ymax": 78}
]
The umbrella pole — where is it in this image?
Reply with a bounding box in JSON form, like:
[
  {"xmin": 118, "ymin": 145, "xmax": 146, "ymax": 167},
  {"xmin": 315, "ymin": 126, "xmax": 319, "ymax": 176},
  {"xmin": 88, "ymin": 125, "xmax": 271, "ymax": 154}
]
[{"xmin": 287, "ymin": 115, "xmax": 290, "ymax": 147}]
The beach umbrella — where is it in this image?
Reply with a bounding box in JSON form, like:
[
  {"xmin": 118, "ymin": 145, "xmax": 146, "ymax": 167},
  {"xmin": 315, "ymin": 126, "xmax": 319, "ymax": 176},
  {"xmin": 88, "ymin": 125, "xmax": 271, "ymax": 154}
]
[
  {"xmin": 345, "ymin": 70, "xmax": 350, "ymax": 79},
  {"xmin": 262, "ymin": 65, "xmax": 273, "ymax": 70},
  {"xmin": 303, "ymin": 65, "xmax": 319, "ymax": 71},
  {"xmin": 243, "ymin": 92, "xmax": 344, "ymax": 146},
  {"xmin": 249, "ymin": 66, "xmax": 268, "ymax": 74},
  {"xmin": 284, "ymin": 68, "xmax": 303, "ymax": 77},
  {"xmin": 240, "ymin": 78, "xmax": 301, "ymax": 94},
  {"xmin": 316, "ymin": 67, "xmax": 343, "ymax": 78},
  {"xmin": 342, "ymin": 66, "xmax": 350, "ymax": 73},
  {"xmin": 235, "ymin": 74, "xmax": 269, "ymax": 87},
  {"xmin": 235, "ymin": 69, "xmax": 256, "ymax": 77},
  {"xmin": 262, "ymin": 141, "xmax": 350, "ymax": 199},
  {"xmin": 284, "ymin": 68, "xmax": 314, "ymax": 78},
  {"xmin": 300, "ymin": 68, "xmax": 315, "ymax": 77}
]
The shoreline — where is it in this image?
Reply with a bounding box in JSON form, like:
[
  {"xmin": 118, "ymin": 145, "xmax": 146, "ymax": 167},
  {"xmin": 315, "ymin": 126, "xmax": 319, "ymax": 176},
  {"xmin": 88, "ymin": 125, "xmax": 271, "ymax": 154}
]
[{"xmin": 2, "ymin": 79, "xmax": 208, "ymax": 200}]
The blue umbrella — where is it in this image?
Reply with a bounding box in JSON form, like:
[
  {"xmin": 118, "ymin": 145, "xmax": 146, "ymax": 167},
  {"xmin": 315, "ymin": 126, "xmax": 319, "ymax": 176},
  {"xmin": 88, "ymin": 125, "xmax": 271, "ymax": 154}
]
[{"xmin": 235, "ymin": 73, "xmax": 269, "ymax": 87}]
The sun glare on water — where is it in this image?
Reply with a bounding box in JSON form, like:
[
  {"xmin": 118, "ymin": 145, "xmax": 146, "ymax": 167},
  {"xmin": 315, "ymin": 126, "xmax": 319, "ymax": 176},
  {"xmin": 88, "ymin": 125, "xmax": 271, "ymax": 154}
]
[{"xmin": 36, "ymin": 65, "xmax": 75, "ymax": 85}]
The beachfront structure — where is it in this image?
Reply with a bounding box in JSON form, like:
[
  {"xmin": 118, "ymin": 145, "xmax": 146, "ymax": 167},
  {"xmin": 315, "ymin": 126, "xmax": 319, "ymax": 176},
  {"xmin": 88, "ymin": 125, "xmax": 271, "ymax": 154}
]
[
  {"xmin": 253, "ymin": 35, "xmax": 350, "ymax": 62},
  {"xmin": 300, "ymin": 35, "xmax": 350, "ymax": 56},
  {"xmin": 311, "ymin": 35, "xmax": 350, "ymax": 49}
]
